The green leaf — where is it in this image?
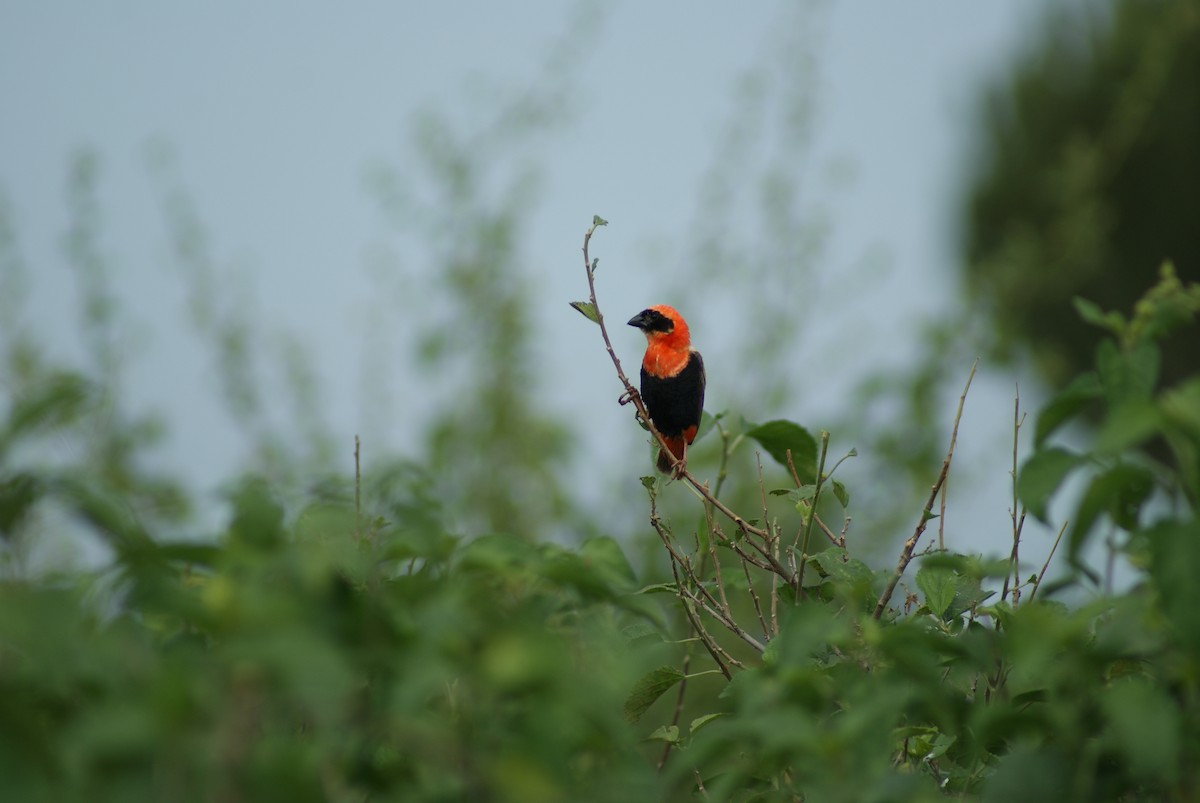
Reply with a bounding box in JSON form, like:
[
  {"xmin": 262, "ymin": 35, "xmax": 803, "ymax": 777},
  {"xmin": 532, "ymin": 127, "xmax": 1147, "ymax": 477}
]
[
  {"xmin": 1068, "ymin": 464, "xmax": 1156, "ymax": 561},
  {"xmin": 811, "ymin": 548, "xmax": 876, "ymax": 605},
  {"xmin": 831, "ymin": 480, "xmax": 850, "ymax": 508},
  {"xmin": 690, "ymin": 712, "xmax": 725, "ymax": 736},
  {"xmin": 621, "ymin": 621, "xmax": 660, "ymax": 642},
  {"xmin": 645, "ymin": 725, "xmax": 679, "ymax": 744},
  {"xmin": 1161, "ymin": 377, "xmax": 1200, "ymax": 436},
  {"xmin": 1101, "ymin": 679, "xmax": 1182, "ymax": 781},
  {"xmin": 578, "ymin": 535, "xmax": 637, "ymax": 585},
  {"xmin": 1017, "ymin": 447, "xmax": 1082, "ymax": 522},
  {"xmin": 0, "ymin": 472, "xmax": 40, "ymax": 539},
  {"xmin": 916, "ymin": 565, "xmax": 957, "ymax": 618},
  {"xmin": 592, "ymin": 214, "xmax": 608, "ymax": 227},
  {"xmin": 542, "ymin": 538, "xmax": 641, "ymax": 602},
  {"xmin": 1073, "ymin": 296, "xmax": 1125, "ymax": 334},
  {"xmin": 982, "ymin": 746, "xmax": 1070, "ymax": 803},
  {"xmin": 1097, "ymin": 338, "xmax": 1159, "ymax": 405},
  {"xmin": 745, "ymin": 420, "xmax": 817, "ymax": 480},
  {"xmin": 568, "ymin": 300, "xmax": 600, "ymax": 324},
  {"xmin": 623, "ymin": 666, "xmax": 685, "ymax": 723},
  {"xmin": 1034, "ymin": 373, "xmax": 1102, "ymax": 447},
  {"xmin": 1096, "ymin": 399, "xmax": 1162, "ymax": 453},
  {"xmin": 2, "ymin": 373, "xmax": 92, "ymax": 447},
  {"xmin": 1146, "ymin": 519, "xmax": 1200, "ymax": 652},
  {"xmin": 456, "ymin": 532, "xmax": 541, "ymax": 573}
]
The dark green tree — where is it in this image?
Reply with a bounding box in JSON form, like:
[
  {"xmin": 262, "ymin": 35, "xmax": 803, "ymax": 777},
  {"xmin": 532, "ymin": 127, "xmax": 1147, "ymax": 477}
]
[{"xmin": 963, "ymin": 0, "xmax": 1199, "ymax": 387}]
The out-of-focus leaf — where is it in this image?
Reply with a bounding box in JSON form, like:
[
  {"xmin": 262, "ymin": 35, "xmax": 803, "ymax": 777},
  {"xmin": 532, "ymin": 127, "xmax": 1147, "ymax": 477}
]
[
  {"xmin": 645, "ymin": 725, "xmax": 679, "ymax": 744},
  {"xmin": 1147, "ymin": 519, "xmax": 1200, "ymax": 652},
  {"xmin": 578, "ymin": 535, "xmax": 637, "ymax": 586},
  {"xmin": 1017, "ymin": 447, "xmax": 1081, "ymax": 522},
  {"xmin": 1101, "ymin": 678, "xmax": 1181, "ymax": 781},
  {"xmin": 1034, "ymin": 372, "xmax": 1102, "ymax": 447},
  {"xmin": 156, "ymin": 541, "xmax": 220, "ymax": 568},
  {"xmin": 2, "ymin": 372, "xmax": 92, "ymax": 447},
  {"xmin": 745, "ymin": 420, "xmax": 817, "ymax": 480},
  {"xmin": 623, "ymin": 666, "xmax": 685, "ymax": 723},
  {"xmin": 1073, "ymin": 297, "xmax": 1125, "ymax": 335},
  {"xmin": 1096, "ymin": 399, "xmax": 1162, "ymax": 453},
  {"xmin": 226, "ymin": 478, "xmax": 284, "ymax": 549},
  {"xmin": 0, "ymin": 471, "xmax": 40, "ymax": 539},
  {"xmin": 1069, "ymin": 464, "xmax": 1156, "ymax": 560},
  {"xmin": 1097, "ymin": 338, "xmax": 1159, "ymax": 405}
]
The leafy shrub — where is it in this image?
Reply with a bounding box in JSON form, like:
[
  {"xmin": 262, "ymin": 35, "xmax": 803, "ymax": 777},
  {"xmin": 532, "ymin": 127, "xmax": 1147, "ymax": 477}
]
[{"xmin": 1, "ymin": 225, "xmax": 1197, "ymax": 801}]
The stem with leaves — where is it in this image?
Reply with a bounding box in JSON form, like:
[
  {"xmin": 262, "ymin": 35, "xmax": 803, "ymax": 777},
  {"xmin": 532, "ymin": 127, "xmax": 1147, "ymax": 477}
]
[{"xmin": 873, "ymin": 360, "xmax": 977, "ymax": 620}]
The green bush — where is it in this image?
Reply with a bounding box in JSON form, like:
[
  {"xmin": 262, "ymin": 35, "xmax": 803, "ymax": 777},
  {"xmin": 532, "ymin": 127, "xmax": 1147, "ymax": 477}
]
[{"xmin": 2, "ymin": 237, "xmax": 1198, "ymax": 801}]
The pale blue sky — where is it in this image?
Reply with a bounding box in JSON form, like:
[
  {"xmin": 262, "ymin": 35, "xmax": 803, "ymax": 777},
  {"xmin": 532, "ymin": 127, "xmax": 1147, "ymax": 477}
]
[{"xmin": 2, "ymin": 1, "xmax": 1088, "ymax": 570}]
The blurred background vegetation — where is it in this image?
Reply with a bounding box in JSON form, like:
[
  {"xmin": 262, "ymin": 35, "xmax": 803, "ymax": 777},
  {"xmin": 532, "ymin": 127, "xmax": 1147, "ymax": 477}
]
[{"xmin": 2, "ymin": 0, "xmax": 1199, "ymax": 799}]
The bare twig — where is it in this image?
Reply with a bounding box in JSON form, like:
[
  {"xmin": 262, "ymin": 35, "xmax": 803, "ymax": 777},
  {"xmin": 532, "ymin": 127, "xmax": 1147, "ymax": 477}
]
[
  {"xmin": 707, "ymin": 525, "xmax": 731, "ymax": 617},
  {"xmin": 1002, "ymin": 384, "xmax": 1028, "ymax": 605},
  {"xmin": 786, "ymin": 445, "xmax": 840, "ymax": 547},
  {"xmin": 753, "ymin": 454, "xmax": 780, "ymax": 634},
  {"xmin": 682, "ymin": 588, "xmax": 766, "ymax": 653},
  {"xmin": 794, "ymin": 432, "xmax": 831, "ymax": 598},
  {"xmin": 873, "ymin": 360, "xmax": 978, "ymax": 620},
  {"xmin": 652, "ymin": 510, "xmax": 735, "ymax": 679},
  {"xmin": 653, "ymin": 513, "xmax": 763, "ymax": 654},
  {"xmin": 937, "ymin": 466, "xmax": 948, "ymax": 551},
  {"xmin": 657, "ymin": 649, "xmax": 691, "ymax": 772},
  {"xmin": 1028, "ymin": 520, "xmax": 1068, "ymax": 602},
  {"xmin": 354, "ymin": 435, "xmax": 363, "ymax": 540},
  {"xmin": 742, "ymin": 558, "xmax": 770, "ymax": 644}
]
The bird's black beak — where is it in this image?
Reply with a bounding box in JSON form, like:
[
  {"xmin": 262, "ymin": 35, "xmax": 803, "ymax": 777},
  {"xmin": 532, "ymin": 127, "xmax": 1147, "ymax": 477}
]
[{"xmin": 627, "ymin": 310, "xmax": 651, "ymax": 330}]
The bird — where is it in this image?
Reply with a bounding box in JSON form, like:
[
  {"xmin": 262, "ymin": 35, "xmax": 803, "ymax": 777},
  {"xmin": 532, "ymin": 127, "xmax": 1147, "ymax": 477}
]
[{"xmin": 627, "ymin": 305, "xmax": 706, "ymax": 477}]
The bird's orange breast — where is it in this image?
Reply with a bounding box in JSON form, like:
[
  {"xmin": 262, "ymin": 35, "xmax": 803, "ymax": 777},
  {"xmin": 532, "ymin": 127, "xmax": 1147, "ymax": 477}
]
[{"xmin": 642, "ymin": 344, "xmax": 692, "ymax": 379}]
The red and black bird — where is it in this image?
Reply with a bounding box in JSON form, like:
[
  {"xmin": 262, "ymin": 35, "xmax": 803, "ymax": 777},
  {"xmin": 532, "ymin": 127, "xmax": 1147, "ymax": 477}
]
[{"xmin": 628, "ymin": 305, "xmax": 705, "ymax": 476}]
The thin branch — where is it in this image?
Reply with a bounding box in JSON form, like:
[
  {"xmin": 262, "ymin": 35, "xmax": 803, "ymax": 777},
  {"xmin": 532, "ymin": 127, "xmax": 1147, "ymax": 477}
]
[
  {"xmin": 657, "ymin": 650, "xmax": 691, "ymax": 772},
  {"xmin": 654, "ymin": 512, "xmax": 735, "ymax": 679},
  {"xmin": 354, "ymin": 434, "xmax": 363, "ymax": 540},
  {"xmin": 794, "ymin": 432, "xmax": 831, "ymax": 597},
  {"xmin": 873, "ymin": 360, "xmax": 978, "ymax": 620},
  {"xmin": 682, "ymin": 587, "xmax": 766, "ymax": 653},
  {"xmin": 786, "ymin": 446, "xmax": 839, "ymax": 546},
  {"xmin": 937, "ymin": 466, "xmax": 948, "ymax": 550},
  {"xmin": 742, "ymin": 558, "xmax": 770, "ymax": 644},
  {"xmin": 1028, "ymin": 520, "xmax": 1068, "ymax": 602},
  {"xmin": 1001, "ymin": 384, "xmax": 1028, "ymax": 605},
  {"xmin": 706, "ymin": 535, "xmax": 731, "ymax": 617}
]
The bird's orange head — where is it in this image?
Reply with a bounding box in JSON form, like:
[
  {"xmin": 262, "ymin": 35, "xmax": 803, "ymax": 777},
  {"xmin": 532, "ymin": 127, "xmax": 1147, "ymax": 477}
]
[{"xmin": 628, "ymin": 305, "xmax": 693, "ymax": 377}]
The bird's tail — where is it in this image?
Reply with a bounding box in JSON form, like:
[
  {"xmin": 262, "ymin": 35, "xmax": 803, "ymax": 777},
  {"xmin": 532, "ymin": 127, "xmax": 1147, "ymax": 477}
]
[{"xmin": 656, "ymin": 436, "xmax": 687, "ymax": 473}]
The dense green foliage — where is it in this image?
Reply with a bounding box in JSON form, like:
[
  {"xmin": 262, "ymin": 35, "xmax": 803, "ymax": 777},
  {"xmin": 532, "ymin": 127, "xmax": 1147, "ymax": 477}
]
[{"xmin": 3, "ymin": 232, "xmax": 1199, "ymax": 799}]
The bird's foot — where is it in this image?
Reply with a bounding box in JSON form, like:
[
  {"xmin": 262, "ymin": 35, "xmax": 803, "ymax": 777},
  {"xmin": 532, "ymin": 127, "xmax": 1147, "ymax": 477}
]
[{"xmin": 669, "ymin": 457, "xmax": 687, "ymax": 480}]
